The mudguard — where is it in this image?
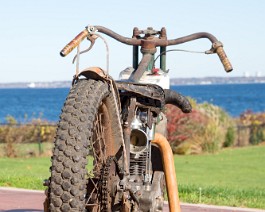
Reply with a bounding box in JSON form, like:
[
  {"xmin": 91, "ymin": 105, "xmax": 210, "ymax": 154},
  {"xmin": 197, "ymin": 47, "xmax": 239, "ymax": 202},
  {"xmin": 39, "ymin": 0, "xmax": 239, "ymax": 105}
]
[
  {"xmin": 77, "ymin": 67, "xmax": 110, "ymax": 81},
  {"xmin": 77, "ymin": 67, "xmax": 121, "ymax": 110},
  {"xmin": 77, "ymin": 67, "xmax": 124, "ymax": 156}
]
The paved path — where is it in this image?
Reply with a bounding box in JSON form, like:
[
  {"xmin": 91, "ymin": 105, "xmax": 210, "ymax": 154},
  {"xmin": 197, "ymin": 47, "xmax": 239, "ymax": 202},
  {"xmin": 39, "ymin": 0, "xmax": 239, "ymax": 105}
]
[
  {"xmin": 0, "ymin": 187, "xmax": 44, "ymax": 212},
  {"xmin": 0, "ymin": 187, "xmax": 264, "ymax": 212}
]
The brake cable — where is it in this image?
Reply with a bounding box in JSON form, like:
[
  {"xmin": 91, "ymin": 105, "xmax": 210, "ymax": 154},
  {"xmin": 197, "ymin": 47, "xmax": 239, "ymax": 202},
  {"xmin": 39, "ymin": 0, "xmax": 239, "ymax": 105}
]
[
  {"xmin": 72, "ymin": 32, "xmax": 110, "ymax": 74},
  {"xmin": 72, "ymin": 39, "xmax": 96, "ymax": 64},
  {"xmin": 153, "ymin": 49, "xmax": 206, "ymax": 72},
  {"xmin": 91, "ymin": 32, "xmax": 110, "ymax": 73}
]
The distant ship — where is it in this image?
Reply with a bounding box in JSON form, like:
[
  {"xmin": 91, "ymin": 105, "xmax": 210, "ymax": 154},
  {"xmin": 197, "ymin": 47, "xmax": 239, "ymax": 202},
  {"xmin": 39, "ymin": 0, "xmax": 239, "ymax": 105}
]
[{"xmin": 27, "ymin": 82, "xmax": 36, "ymax": 88}]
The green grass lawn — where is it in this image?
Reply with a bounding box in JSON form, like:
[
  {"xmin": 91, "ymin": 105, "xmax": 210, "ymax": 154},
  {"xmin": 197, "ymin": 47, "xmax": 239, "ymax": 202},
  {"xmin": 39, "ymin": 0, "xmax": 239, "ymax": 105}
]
[
  {"xmin": 0, "ymin": 145, "xmax": 264, "ymax": 209},
  {"xmin": 175, "ymin": 145, "xmax": 265, "ymax": 209},
  {"xmin": 0, "ymin": 157, "xmax": 50, "ymax": 189}
]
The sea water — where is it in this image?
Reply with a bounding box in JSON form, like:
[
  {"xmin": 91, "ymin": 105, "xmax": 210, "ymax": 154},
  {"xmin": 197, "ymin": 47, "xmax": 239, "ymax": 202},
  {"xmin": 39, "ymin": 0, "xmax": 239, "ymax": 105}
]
[{"xmin": 0, "ymin": 83, "xmax": 264, "ymax": 123}]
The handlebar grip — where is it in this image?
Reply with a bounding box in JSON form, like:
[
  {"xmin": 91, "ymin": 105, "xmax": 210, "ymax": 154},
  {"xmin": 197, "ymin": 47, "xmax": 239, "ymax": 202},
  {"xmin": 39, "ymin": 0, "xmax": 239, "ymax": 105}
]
[
  {"xmin": 216, "ymin": 46, "xmax": 233, "ymax": 72},
  {"xmin": 60, "ymin": 29, "xmax": 89, "ymax": 57}
]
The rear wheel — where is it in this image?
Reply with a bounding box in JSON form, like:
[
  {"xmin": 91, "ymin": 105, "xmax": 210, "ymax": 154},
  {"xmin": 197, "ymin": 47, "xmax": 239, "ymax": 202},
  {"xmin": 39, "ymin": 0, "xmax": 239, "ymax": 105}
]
[{"xmin": 48, "ymin": 79, "xmax": 122, "ymax": 211}]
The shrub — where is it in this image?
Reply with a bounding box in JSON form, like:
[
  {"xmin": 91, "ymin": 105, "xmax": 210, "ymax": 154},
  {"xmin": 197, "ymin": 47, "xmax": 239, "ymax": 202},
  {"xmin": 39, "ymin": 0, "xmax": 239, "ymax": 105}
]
[
  {"xmin": 165, "ymin": 98, "xmax": 236, "ymax": 154},
  {"xmin": 236, "ymin": 111, "xmax": 265, "ymax": 145},
  {"xmin": 223, "ymin": 126, "xmax": 236, "ymax": 147},
  {"xmin": 0, "ymin": 116, "xmax": 56, "ymax": 157}
]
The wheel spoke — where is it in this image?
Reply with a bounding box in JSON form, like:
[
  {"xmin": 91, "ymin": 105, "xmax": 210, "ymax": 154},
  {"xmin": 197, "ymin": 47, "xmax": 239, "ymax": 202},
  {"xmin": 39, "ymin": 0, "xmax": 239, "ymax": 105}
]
[{"xmin": 86, "ymin": 103, "xmax": 109, "ymax": 210}]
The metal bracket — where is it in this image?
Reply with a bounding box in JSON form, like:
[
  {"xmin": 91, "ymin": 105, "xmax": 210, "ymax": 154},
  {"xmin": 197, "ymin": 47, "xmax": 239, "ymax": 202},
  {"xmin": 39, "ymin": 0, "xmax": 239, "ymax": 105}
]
[{"xmin": 205, "ymin": 41, "xmax": 223, "ymax": 54}]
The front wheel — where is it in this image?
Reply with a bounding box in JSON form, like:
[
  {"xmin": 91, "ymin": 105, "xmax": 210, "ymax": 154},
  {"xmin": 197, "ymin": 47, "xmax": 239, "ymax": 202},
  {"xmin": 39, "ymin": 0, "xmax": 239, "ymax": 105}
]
[{"xmin": 47, "ymin": 79, "xmax": 123, "ymax": 211}]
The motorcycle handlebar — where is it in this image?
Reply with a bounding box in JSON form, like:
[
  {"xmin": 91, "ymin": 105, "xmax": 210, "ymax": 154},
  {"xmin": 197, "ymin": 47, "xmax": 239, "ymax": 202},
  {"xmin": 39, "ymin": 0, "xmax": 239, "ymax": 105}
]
[
  {"xmin": 60, "ymin": 29, "xmax": 89, "ymax": 57},
  {"xmin": 60, "ymin": 25, "xmax": 233, "ymax": 72},
  {"xmin": 215, "ymin": 45, "xmax": 233, "ymax": 72}
]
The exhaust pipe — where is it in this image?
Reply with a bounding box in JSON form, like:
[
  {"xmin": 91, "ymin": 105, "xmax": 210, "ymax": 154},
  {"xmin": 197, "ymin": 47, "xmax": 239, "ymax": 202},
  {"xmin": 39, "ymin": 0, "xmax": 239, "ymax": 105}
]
[{"xmin": 151, "ymin": 133, "xmax": 181, "ymax": 212}]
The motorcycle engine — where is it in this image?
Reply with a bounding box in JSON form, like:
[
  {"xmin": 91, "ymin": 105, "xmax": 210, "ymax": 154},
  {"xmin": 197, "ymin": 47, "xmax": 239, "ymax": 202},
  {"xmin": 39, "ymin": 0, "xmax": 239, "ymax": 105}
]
[{"xmin": 128, "ymin": 111, "xmax": 164, "ymax": 211}]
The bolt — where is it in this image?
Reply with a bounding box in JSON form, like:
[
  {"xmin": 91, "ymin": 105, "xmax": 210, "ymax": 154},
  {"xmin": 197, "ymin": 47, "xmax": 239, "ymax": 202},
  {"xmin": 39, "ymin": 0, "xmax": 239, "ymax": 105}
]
[{"xmin": 43, "ymin": 179, "xmax": 50, "ymax": 186}]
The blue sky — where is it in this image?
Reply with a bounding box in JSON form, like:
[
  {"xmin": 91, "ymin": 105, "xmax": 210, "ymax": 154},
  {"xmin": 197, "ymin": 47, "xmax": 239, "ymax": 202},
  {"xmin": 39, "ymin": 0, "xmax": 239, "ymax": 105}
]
[{"xmin": 0, "ymin": 0, "xmax": 264, "ymax": 82}]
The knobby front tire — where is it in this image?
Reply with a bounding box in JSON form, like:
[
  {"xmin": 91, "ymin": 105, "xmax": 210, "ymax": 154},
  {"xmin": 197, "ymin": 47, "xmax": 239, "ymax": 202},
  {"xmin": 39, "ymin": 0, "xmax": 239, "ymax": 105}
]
[{"xmin": 48, "ymin": 79, "xmax": 121, "ymax": 211}]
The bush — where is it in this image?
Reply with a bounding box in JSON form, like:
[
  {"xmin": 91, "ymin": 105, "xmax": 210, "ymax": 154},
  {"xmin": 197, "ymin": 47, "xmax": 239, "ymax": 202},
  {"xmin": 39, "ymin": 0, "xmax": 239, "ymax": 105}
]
[
  {"xmin": 236, "ymin": 111, "xmax": 265, "ymax": 145},
  {"xmin": 165, "ymin": 98, "xmax": 236, "ymax": 154},
  {"xmin": 0, "ymin": 116, "xmax": 56, "ymax": 157},
  {"xmin": 223, "ymin": 126, "xmax": 236, "ymax": 147}
]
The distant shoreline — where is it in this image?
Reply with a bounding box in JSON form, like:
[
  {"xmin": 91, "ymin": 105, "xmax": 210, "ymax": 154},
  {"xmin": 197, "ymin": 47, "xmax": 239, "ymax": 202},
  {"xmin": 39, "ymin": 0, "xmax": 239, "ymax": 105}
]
[
  {"xmin": 170, "ymin": 76, "xmax": 265, "ymax": 86},
  {"xmin": 0, "ymin": 76, "xmax": 265, "ymax": 88},
  {"xmin": 0, "ymin": 81, "xmax": 71, "ymax": 89}
]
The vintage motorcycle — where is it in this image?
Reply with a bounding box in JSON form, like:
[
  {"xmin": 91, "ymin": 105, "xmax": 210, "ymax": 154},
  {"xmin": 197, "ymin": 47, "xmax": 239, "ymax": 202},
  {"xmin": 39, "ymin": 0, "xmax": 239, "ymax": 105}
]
[{"xmin": 43, "ymin": 25, "xmax": 232, "ymax": 212}]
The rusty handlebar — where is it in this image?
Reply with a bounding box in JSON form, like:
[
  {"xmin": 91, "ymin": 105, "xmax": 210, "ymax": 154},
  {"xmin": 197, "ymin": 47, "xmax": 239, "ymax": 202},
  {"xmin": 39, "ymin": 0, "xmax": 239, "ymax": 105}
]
[
  {"xmin": 60, "ymin": 29, "xmax": 89, "ymax": 57},
  {"xmin": 213, "ymin": 42, "xmax": 233, "ymax": 72},
  {"xmin": 60, "ymin": 25, "xmax": 233, "ymax": 72}
]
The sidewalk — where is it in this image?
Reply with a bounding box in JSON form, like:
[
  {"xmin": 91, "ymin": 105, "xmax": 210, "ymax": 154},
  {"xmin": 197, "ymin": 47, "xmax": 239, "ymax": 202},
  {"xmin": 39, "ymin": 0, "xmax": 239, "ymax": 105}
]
[
  {"xmin": 0, "ymin": 187, "xmax": 44, "ymax": 212},
  {"xmin": 0, "ymin": 187, "xmax": 264, "ymax": 212}
]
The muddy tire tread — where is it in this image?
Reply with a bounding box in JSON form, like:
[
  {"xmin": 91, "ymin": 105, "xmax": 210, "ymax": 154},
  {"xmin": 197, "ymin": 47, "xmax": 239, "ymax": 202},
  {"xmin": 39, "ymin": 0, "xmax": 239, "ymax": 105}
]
[{"xmin": 49, "ymin": 79, "xmax": 111, "ymax": 211}]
